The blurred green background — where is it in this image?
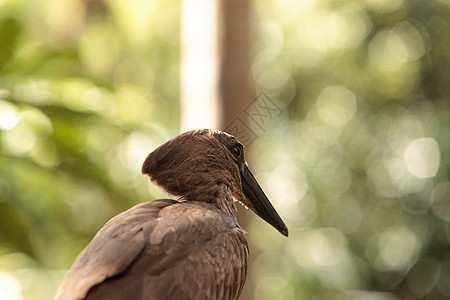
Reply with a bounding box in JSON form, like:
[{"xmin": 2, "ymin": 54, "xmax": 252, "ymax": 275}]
[{"xmin": 1, "ymin": 0, "xmax": 450, "ymax": 299}]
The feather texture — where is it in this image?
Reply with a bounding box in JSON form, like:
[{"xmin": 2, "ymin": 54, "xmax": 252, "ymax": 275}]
[{"xmin": 56, "ymin": 199, "xmax": 248, "ymax": 300}]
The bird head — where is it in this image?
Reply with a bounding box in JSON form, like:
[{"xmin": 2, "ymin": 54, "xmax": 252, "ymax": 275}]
[{"xmin": 142, "ymin": 129, "xmax": 288, "ymax": 236}]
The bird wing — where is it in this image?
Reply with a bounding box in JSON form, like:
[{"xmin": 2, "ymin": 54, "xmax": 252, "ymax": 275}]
[
  {"xmin": 178, "ymin": 227, "xmax": 248, "ymax": 300},
  {"xmin": 80, "ymin": 201, "xmax": 248, "ymax": 300},
  {"xmin": 55, "ymin": 199, "xmax": 177, "ymax": 300},
  {"xmin": 134, "ymin": 209, "xmax": 248, "ymax": 300}
]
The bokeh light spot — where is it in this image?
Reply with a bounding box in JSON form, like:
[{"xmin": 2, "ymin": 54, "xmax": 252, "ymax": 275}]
[
  {"xmin": 0, "ymin": 99, "xmax": 20, "ymax": 130},
  {"xmin": 316, "ymin": 85, "xmax": 357, "ymax": 126},
  {"xmin": 0, "ymin": 273, "xmax": 22, "ymax": 300},
  {"xmin": 267, "ymin": 164, "xmax": 307, "ymax": 208},
  {"xmin": 2, "ymin": 125, "xmax": 37, "ymax": 157},
  {"xmin": 374, "ymin": 227, "xmax": 417, "ymax": 271},
  {"xmin": 404, "ymin": 138, "xmax": 440, "ymax": 178},
  {"xmin": 369, "ymin": 22, "xmax": 424, "ymax": 71},
  {"xmin": 309, "ymin": 228, "xmax": 347, "ymax": 266}
]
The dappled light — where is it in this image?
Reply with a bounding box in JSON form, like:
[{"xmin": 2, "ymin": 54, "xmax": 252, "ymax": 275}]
[
  {"xmin": 1, "ymin": 0, "xmax": 449, "ymax": 299},
  {"xmin": 246, "ymin": 0, "xmax": 450, "ymax": 298}
]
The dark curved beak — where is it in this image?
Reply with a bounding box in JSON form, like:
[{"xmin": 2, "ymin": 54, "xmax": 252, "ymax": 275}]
[{"xmin": 240, "ymin": 164, "xmax": 288, "ymax": 237}]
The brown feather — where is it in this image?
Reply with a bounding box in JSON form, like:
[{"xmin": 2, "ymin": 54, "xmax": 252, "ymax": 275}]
[{"xmin": 80, "ymin": 200, "xmax": 248, "ymax": 300}]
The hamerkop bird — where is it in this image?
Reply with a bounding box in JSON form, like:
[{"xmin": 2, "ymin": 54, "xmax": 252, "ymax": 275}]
[{"xmin": 56, "ymin": 129, "xmax": 288, "ymax": 300}]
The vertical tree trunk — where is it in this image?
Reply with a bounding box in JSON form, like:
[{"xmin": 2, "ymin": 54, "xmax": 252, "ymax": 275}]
[
  {"xmin": 216, "ymin": 0, "xmax": 254, "ymax": 129},
  {"xmin": 180, "ymin": 0, "xmax": 254, "ymax": 133}
]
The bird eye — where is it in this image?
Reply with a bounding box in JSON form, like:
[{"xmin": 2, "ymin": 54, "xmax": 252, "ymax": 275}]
[{"xmin": 231, "ymin": 146, "xmax": 241, "ymax": 158}]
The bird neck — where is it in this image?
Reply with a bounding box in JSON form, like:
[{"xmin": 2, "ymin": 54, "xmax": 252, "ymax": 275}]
[
  {"xmin": 214, "ymin": 185, "xmax": 238, "ymax": 218},
  {"xmin": 179, "ymin": 183, "xmax": 237, "ymax": 219}
]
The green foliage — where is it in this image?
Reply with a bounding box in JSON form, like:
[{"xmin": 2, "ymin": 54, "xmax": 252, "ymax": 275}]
[
  {"xmin": 0, "ymin": 0, "xmax": 180, "ymax": 298},
  {"xmin": 0, "ymin": 0, "xmax": 449, "ymax": 299},
  {"xmin": 248, "ymin": 0, "xmax": 450, "ymax": 299}
]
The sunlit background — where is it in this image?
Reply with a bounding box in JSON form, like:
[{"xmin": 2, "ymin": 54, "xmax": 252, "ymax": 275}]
[{"xmin": 1, "ymin": 0, "xmax": 450, "ymax": 299}]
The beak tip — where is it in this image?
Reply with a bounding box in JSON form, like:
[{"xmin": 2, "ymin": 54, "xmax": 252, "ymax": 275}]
[{"xmin": 279, "ymin": 224, "xmax": 289, "ymax": 237}]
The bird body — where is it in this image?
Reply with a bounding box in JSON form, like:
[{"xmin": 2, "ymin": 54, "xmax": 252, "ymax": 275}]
[{"xmin": 56, "ymin": 129, "xmax": 287, "ymax": 300}]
